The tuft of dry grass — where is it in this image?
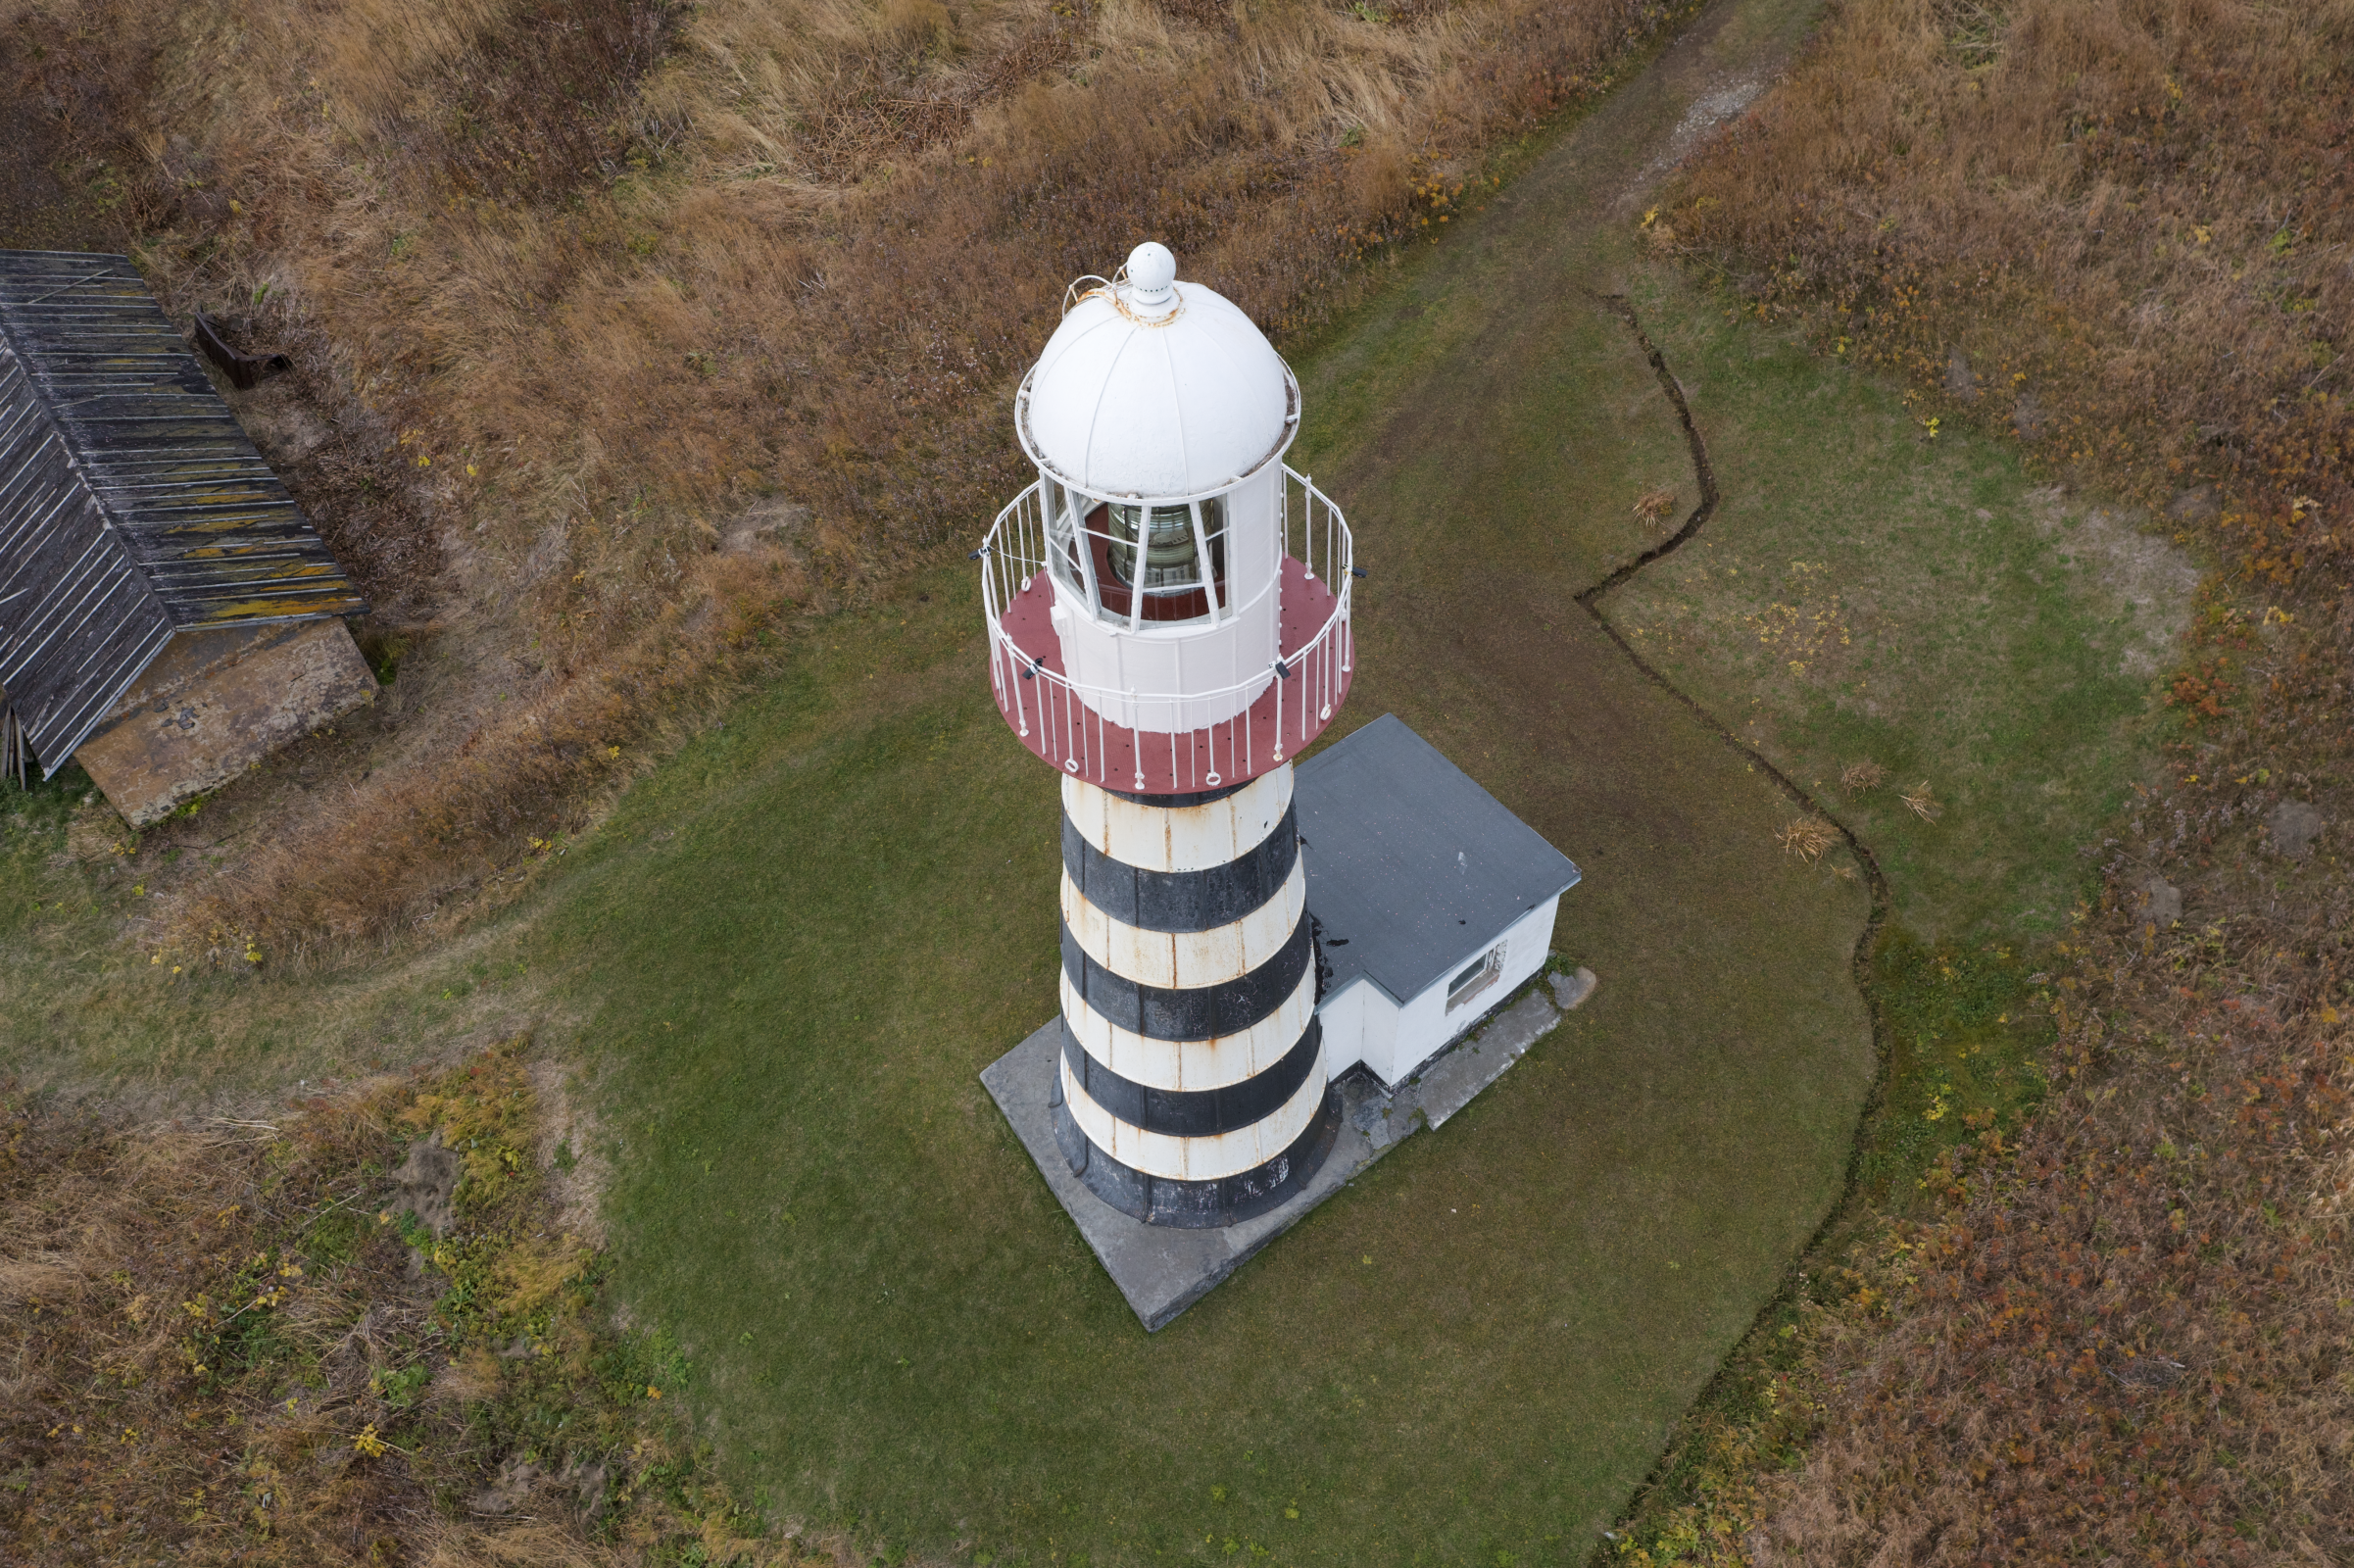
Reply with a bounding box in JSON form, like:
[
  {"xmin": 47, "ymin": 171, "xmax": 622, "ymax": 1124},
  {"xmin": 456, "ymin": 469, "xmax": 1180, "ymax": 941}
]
[
  {"xmin": 1839, "ymin": 759, "xmax": 1886, "ymax": 795},
  {"xmin": 4, "ymin": 0, "xmax": 1704, "ymax": 954},
  {"xmin": 1634, "ymin": 484, "xmax": 1679, "ymax": 527},
  {"xmin": 1776, "ymin": 814, "xmax": 1839, "ymax": 862},
  {"xmin": 1897, "ymin": 779, "xmax": 1939, "ymax": 821},
  {"xmin": 1733, "ymin": 890, "xmax": 2354, "ymax": 1565}
]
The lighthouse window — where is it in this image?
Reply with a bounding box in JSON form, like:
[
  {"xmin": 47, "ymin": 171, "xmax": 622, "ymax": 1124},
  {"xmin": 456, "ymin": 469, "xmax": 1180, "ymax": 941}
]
[
  {"xmin": 1073, "ymin": 493, "xmax": 1228, "ymax": 625},
  {"xmin": 1044, "ymin": 482, "xmax": 1087, "ymax": 595},
  {"xmin": 1105, "ymin": 504, "xmax": 1179, "ymax": 587}
]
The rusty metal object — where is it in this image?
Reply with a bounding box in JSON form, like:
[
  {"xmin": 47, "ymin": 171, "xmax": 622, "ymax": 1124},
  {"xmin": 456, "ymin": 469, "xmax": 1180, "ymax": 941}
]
[{"xmin": 192, "ymin": 311, "xmax": 291, "ymax": 391}]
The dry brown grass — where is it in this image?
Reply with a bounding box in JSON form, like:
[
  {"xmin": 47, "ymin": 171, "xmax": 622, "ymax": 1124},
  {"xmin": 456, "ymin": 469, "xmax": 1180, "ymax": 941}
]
[
  {"xmin": 1897, "ymin": 778, "xmax": 1939, "ymax": 821},
  {"xmin": 0, "ymin": 1048, "xmax": 794, "ymax": 1564},
  {"xmin": 1662, "ymin": 0, "xmax": 2353, "ymax": 588},
  {"xmin": 1838, "ymin": 758, "xmax": 1885, "ymax": 795},
  {"xmin": 1776, "ymin": 814, "xmax": 1839, "ymax": 862},
  {"xmin": 3, "ymin": 0, "xmax": 1697, "ymax": 954},
  {"xmin": 1739, "ymin": 891, "xmax": 2354, "ymax": 1563},
  {"xmin": 1616, "ymin": 601, "xmax": 2354, "ymax": 1562},
  {"xmin": 1604, "ymin": 9, "xmax": 2354, "ymax": 1550},
  {"xmin": 1596, "ymin": 10, "xmax": 2354, "ymax": 1556},
  {"xmin": 1634, "ymin": 484, "xmax": 1680, "ymax": 528}
]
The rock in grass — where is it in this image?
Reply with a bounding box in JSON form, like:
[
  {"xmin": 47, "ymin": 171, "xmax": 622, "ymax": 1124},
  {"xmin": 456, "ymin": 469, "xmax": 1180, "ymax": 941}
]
[
  {"xmin": 2012, "ymin": 390, "xmax": 2043, "ymax": 440},
  {"xmin": 391, "ymin": 1136, "xmax": 461, "ymax": 1237},
  {"xmin": 2141, "ymin": 876, "xmax": 2182, "ymax": 926},
  {"xmin": 2166, "ymin": 485, "xmax": 2220, "ymax": 523},
  {"xmin": 2108, "ymin": 1355, "xmax": 2187, "ymax": 1390},
  {"xmin": 1944, "ymin": 345, "xmax": 1979, "ymax": 401},
  {"xmin": 470, "ymin": 1455, "xmax": 541, "ymax": 1516},
  {"xmin": 1550, "ymin": 967, "xmax": 1597, "ymax": 1010},
  {"xmin": 2268, "ymin": 799, "xmax": 2325, "ymax": 858}
]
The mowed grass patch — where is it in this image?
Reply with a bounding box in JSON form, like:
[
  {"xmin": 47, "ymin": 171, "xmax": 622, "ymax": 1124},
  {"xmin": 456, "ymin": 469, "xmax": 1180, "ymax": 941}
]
[
  {"xmin": 0, "ymin": 768, "xmax": 287, "ymax": 1084},
  {"xmin": 1, "ymin": 764, "xmax": 556, "ymax": 1099},
  {"xmin": 1594, "ymin": 263, "xmax": 2201, "ymax": 1199},
  {"xmin": 1601, "ymin": 266, "xmax": 2199, "ymax": 948},
  {"xmin": 1290, "ymin": 246, "xmax": 1695, "ymax": 592}
]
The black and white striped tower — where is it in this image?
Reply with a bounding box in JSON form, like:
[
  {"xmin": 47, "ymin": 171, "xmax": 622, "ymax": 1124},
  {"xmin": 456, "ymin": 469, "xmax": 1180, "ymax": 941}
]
[
  {"xmin": 977, "ymin": 241, "xmax": 1358, "ymax": 1227},
  {"xmin": 1054, "ymin": 767, "xmax": 1329, "ymax": 1225}
]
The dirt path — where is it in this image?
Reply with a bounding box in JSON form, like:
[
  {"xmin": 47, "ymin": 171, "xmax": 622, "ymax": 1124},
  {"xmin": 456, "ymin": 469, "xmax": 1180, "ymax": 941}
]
[{"xmin": 1278, "ymin": 0, "xmax": 1891, "ymax": 1537}]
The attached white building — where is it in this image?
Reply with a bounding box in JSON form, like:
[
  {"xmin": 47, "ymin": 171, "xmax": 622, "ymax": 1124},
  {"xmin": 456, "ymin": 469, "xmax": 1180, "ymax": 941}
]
[{"xmin": 1298, "ymin": 714, "xmax": 1582, "ymax": 1087}]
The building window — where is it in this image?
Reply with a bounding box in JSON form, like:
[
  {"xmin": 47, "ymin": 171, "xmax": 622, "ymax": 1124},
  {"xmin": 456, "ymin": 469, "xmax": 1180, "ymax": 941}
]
[
  {"xmin": 1105, "ymin": 495, "xmax": 1226, "ymax": 598},
  {"xmin": 1446, "ymin": 944, "xmax": 1504, "ymax": 1013},
  {"xmin": 1051, "ymin": 488, "xmax": 1229, "ymax": 628}
]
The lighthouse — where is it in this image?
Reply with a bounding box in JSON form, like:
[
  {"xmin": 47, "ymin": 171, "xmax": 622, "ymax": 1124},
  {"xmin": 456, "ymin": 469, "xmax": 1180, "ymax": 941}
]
[{"xmin": 976, "ymin": 242, "xmax": 1355, "ymax": 1229}]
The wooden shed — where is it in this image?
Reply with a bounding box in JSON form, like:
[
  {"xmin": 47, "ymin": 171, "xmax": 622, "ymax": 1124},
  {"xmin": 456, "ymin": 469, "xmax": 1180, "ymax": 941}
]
[{"xmin": 0, "ymin": 250, "xmax": 374, "ymax": 825}]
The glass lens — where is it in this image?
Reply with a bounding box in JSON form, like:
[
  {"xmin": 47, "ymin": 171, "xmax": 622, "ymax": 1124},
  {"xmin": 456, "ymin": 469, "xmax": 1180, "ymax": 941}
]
[
  {"xmin": 1105, "ymin": 502, "xmax": 1139, "ymax": 586},
  {"xmin": 1106, "ymin": 502, "xmax": 1224, "ymax": 591}
]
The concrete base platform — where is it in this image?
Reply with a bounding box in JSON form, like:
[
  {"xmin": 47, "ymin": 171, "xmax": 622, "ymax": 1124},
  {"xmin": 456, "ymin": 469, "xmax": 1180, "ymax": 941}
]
[{"xmin": 979, "ymin": 966, "xmax": 1597, "ymax": 1330}]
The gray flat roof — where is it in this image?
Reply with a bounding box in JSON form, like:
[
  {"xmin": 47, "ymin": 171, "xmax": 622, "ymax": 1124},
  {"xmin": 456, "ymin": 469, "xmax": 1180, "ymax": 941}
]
[{"xmin": 1296, "ymin": 713, "xmax": 1581, "ymax": 1004}]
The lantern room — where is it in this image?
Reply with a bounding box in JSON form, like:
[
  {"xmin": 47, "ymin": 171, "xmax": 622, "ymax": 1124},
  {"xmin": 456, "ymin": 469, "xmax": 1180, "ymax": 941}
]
[{"xmin": 980, "ymin": 244, "xmax": 1352, "ymax": 790}]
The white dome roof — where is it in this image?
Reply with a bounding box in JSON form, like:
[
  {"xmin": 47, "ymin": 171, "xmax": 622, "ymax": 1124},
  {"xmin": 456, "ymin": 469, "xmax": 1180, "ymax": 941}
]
[{"xmin": 1017, "ymin": 246, "xmax": 1299, "ymax": 501}]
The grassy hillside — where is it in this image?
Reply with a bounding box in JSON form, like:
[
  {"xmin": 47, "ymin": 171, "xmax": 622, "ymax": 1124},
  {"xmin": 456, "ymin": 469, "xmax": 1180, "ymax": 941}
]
[
  {"xmin": 2, "ymin": 0, "xmax": 2290, "ymax": 1561},
  {"xmin": 1659, "ymin": 0, "xmax": 2352, "ymax": 582},
  {"xmin": 1606, "ymin": 272, "xmax": 2198, "ymax": 950},
  {"xmin": 1, "ymin": 0, "xmax": 1711, "ymax": 955},
  {"xmin": 502, "ymin": 5, "xmax": 2198, "ymax": 1556},
  {"xmin": 0, "ymin": 1046, "xmax": 784, "ymax": 1564}
]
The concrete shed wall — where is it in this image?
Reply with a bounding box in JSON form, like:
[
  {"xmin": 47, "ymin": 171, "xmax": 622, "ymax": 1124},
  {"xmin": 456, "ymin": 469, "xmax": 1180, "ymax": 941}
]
[
  {"xmin": 1315, "ymin": 973, "xmax": 1393, "ymax": 1081},
  {"xmin": 74, "ymin": 618, "xmax": 374, "ymax": 825}
]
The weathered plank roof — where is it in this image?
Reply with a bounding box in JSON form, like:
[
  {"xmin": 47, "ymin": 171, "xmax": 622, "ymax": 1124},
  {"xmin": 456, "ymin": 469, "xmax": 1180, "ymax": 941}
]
[{"xmin": 0, "ymin": 250, "xmax": 365, "ymax": 773}]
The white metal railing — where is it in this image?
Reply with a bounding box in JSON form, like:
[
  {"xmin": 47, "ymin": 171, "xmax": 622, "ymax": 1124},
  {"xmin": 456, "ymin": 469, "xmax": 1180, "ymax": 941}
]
[{"xmin": 977, "ymin": 466, "xmax": 1354, "ymax": 792}]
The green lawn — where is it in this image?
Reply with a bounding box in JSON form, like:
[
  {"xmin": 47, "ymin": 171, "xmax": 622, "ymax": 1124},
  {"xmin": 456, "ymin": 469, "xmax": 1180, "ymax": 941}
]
[
  {"xmin": 0, "ymin": 764, "xmax": 550, "ymax": 1098},
  {"xmin": 534, "ymin": 562, "xmax": 1873, "ymax": 1565},
  {"xmin": 1590, "ymin": 267, "xmax": 2198, "ymax": 1199},
  {"xmin": 1602, "ymin": 269, "xmax": 2198, "ymax": 948}
]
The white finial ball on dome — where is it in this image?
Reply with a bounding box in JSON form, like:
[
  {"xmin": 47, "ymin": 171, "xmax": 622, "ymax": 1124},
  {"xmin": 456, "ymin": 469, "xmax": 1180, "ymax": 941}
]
[
  {"xmin": 1125, "ymin": 241, "xmax": 1178, "ymax": 304},
  {"xmin": 1016, "ymin": 239, "xmax": 1300, "ymax": 500}
]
